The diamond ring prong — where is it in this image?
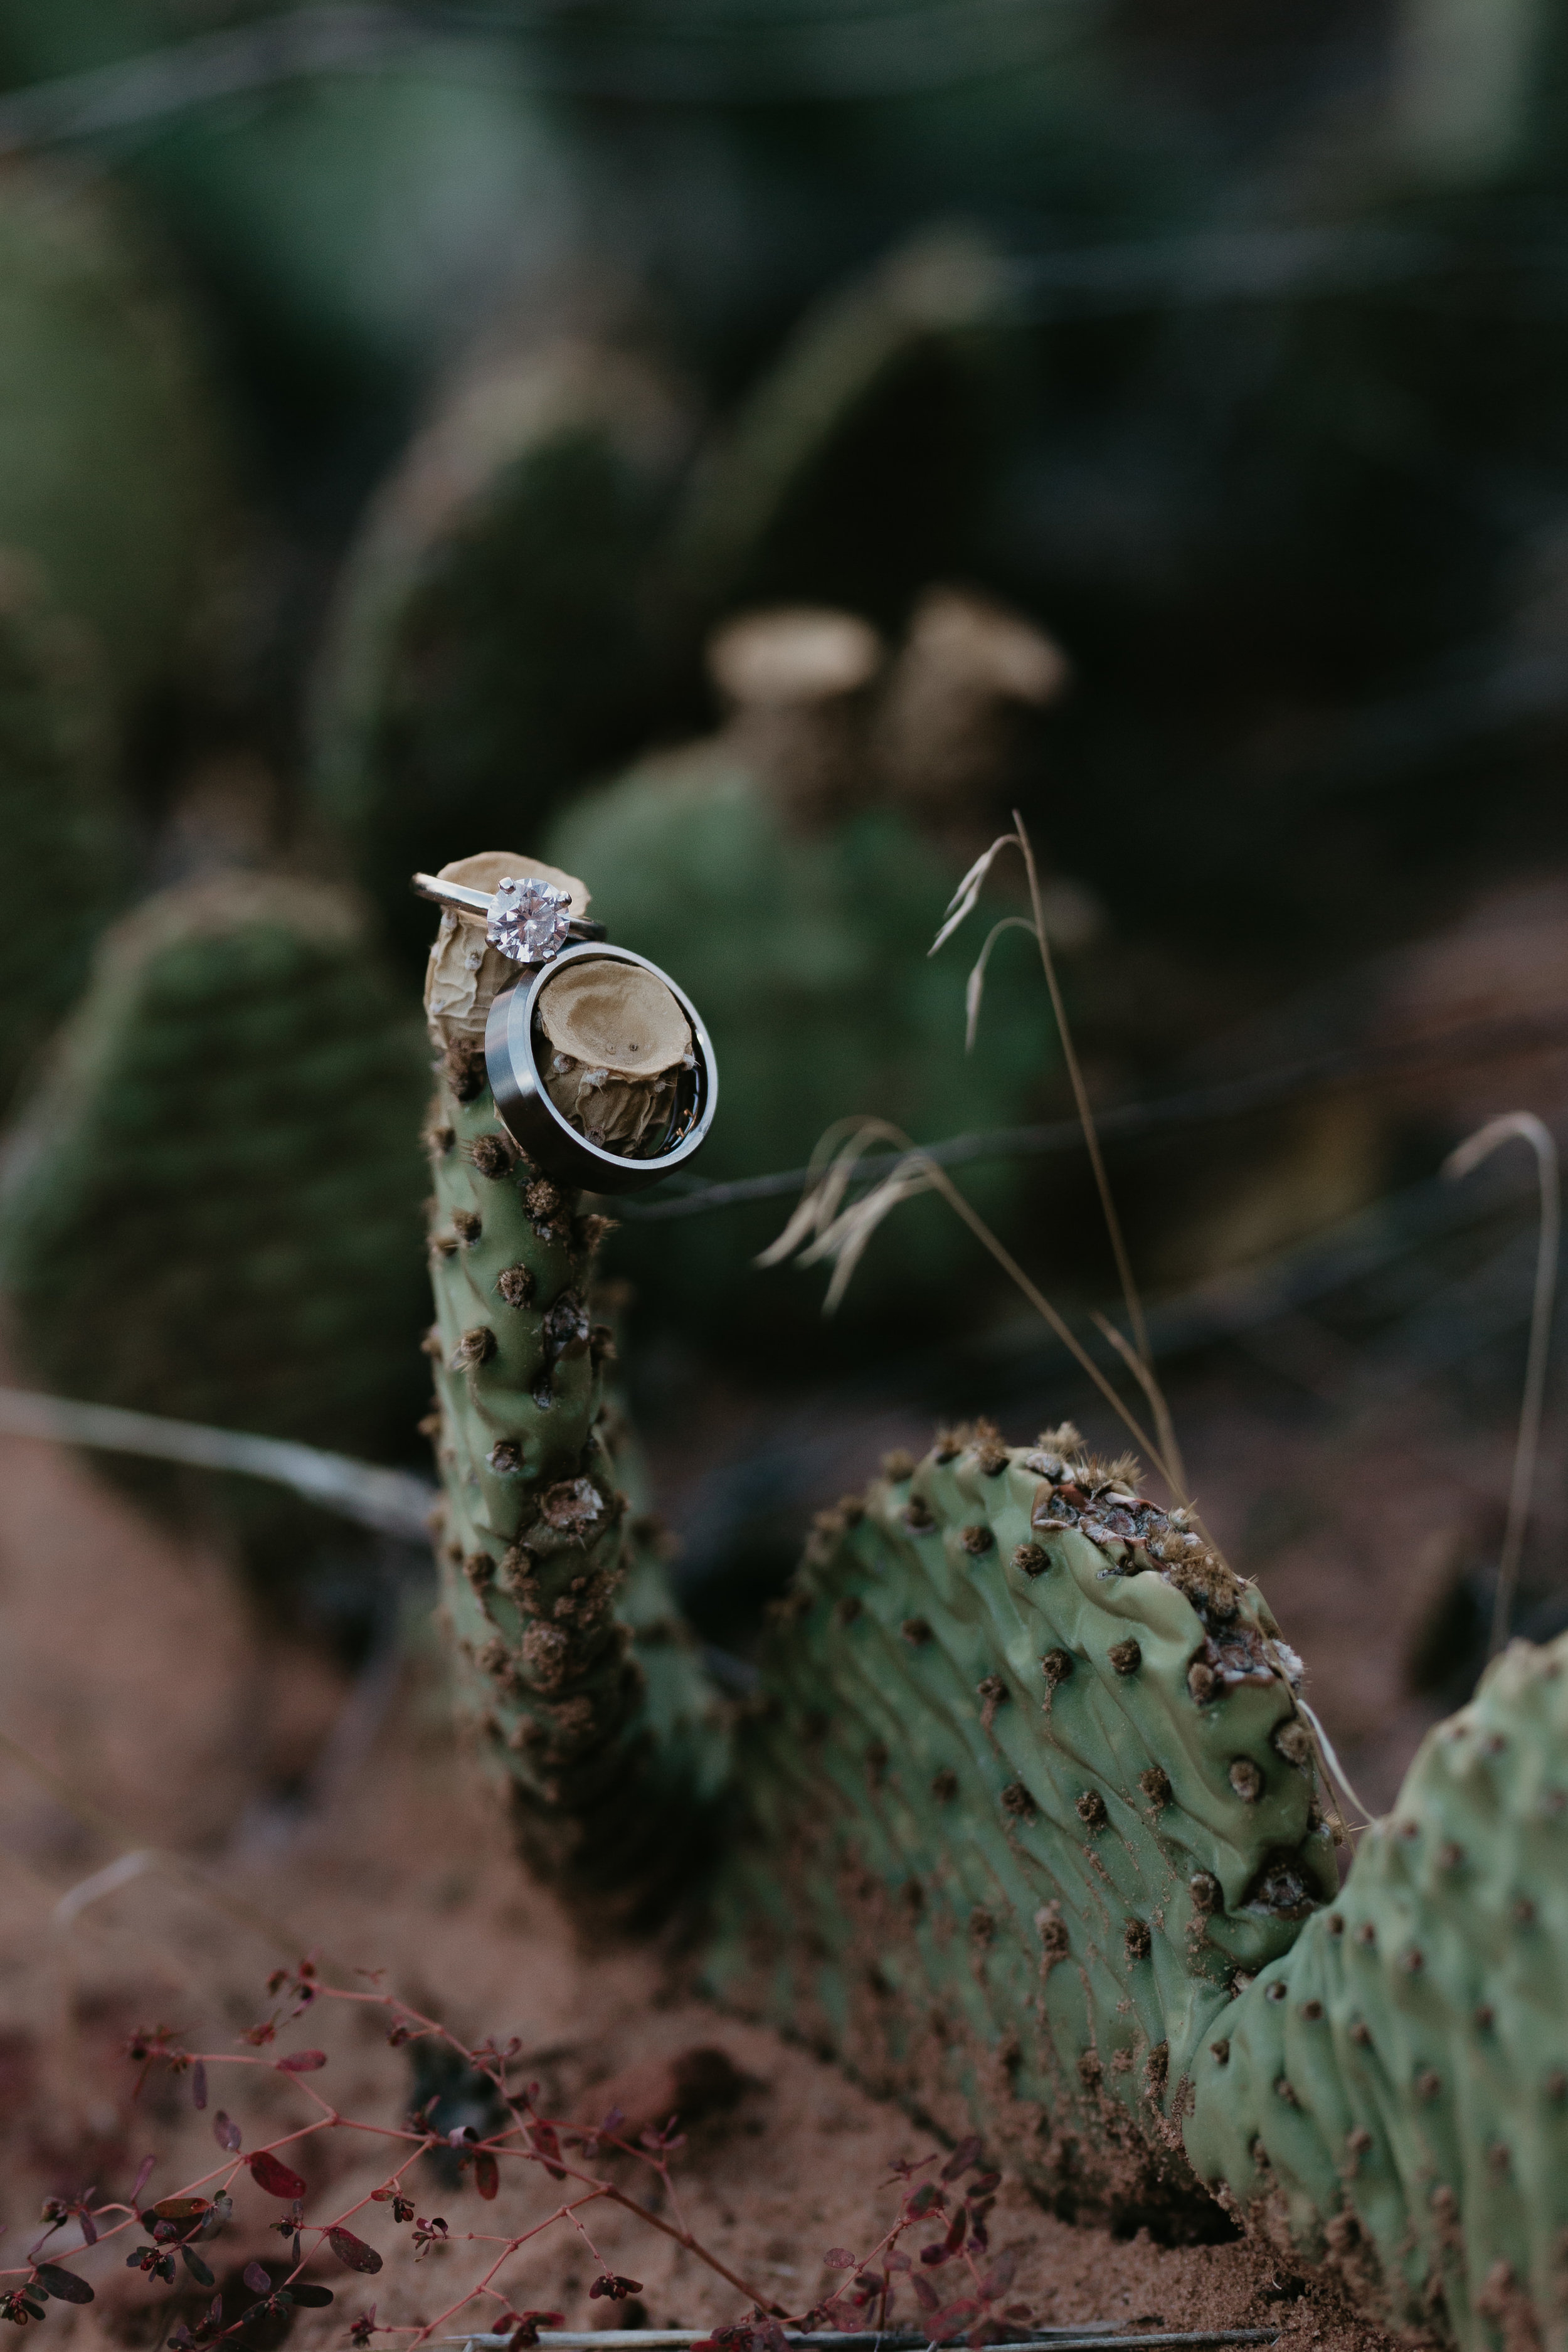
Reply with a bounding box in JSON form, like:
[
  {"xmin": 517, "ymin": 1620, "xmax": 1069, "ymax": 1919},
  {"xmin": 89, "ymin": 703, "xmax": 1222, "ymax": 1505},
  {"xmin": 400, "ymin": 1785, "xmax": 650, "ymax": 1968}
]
[{"xmin": 411, "ymin": 871, "xmax": 607, "ymax": 965}]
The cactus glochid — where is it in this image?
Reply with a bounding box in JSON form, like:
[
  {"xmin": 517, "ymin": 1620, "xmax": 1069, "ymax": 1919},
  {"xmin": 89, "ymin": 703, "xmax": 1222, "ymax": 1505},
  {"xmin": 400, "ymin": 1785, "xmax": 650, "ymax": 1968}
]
[{"xmin": 419, "ymin": 859, "xmax": 1568, "ymax": 2346}]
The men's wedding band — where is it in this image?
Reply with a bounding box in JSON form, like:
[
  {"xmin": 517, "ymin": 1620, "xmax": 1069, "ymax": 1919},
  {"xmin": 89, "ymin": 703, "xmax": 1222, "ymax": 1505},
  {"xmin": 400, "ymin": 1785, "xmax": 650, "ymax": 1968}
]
[{"xmin": 485, "ymin": 945, "xmax": 718, "ymax": 1197}]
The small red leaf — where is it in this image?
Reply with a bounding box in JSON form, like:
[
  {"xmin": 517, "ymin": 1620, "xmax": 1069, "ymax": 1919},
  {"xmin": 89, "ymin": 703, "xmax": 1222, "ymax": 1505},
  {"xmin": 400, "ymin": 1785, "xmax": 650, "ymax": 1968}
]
[
  {"xmin": 191, "ymin": 2060, "xmax": 208, "ymax": 2111},
  {"xmin": 911, "ymin": 2279, "xmax": 940, "ymax": 2314},
  {"xmin": 243, "ymin": 2263, "xmax": 272, "ymax": 2296},
  {"xmin": 248, "ymin": 2151, "xmax": 309, "ymax": 2201},
  {"xmin": 940, "ymin": 2135, "xmax": 983, "ymax": 2185},
  {"xmin": 327, "ymin": 2228, "xmax": 383, "ymax": 2275},
  {"xmin": 213, "ymin": 2111, "xmax": 241, "ymax": 2153},
  {"xmin": 151, "ymin": 2198, "xmax": 212, "ymax": 2225},
  {"xmin": 34, "ymin": 2267, "xmax": 93, "ymax": 2305},
  {"xmin": 823, "ymin": 2249, "xmax": 857, "ymax": 2270},
  {"xmin": 130, "ymin": 2157, "xmax": 156, "ymax": 2204},
  {"xmin": 275, "ymin": 2050, "xmax": 327, "ymax": 2074},
  {"xmin": 979, "ymin": 2252, "xmax": 1017, "ymax": 2301},
  {"xmin": 474, "ymin": 2152, "xmax": 499, "ymax": 2200}
]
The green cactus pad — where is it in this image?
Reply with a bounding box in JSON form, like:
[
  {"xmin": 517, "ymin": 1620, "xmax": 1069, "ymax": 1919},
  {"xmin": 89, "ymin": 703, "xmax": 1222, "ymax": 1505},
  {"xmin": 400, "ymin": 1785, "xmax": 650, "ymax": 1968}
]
[
  {"xmin": 314, "ymin": 340, "xmax": 691, "ymax": 967},
  {"xmin": 1185, "ymin": 1633, "xmax": 1568, "ymax": 2345},
  {"xmin": 670, "ymin": 227, "xmax": 1011, "ymax": 627},
  {"xmin": 0, "ymin": 159, "xmax": 230, "ymax": 712},
  {"xmin": 420, "ymin": 1039, "xmax": 727, "ymax": 1922},
  {"xmin": 702, "ymin": 1423, "xmax": 1335, "ymax": 2225},
  {"xmin": 0, "ymin": 873, "xmax": 429, "ymax": 1590},
  {"xmin": 0, "ymin": 557, "xmax": 126, "ymax": 1115},
  {"xmin": 547, "ymin": 757, "xmax": 1049, "ymax": 1338}
]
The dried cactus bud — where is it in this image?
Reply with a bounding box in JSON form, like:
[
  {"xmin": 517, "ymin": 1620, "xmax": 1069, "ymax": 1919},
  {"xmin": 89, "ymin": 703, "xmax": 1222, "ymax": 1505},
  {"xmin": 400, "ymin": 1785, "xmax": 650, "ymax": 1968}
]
[
  {"xmin": 873, "ymin": 586, "xmax": 1069, "ymax": 824},
  {"xmin": 423, "ymin": 849, "xmax": 591, "ymax": 1051},
  {"xmin": 709, "ymin": 606, "xmax": 882, "ymax": 708},
  {"xmin": 538, "ymin": 956, "xmax": 692, "ymax": 1156},
  {"xmin": 707, "ymin": 605, "xmax": 884, "ymax": 830}
]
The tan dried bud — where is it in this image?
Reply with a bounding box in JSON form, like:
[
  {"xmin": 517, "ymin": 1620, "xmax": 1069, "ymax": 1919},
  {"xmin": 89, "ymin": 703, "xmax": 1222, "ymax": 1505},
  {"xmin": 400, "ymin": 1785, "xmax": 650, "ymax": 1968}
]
[
  {"xmin": 423, "ymin": 850, "xmax": 591, "ymax": 1051},
  {"xmin": 538, "ymin": 957, "xmax": 692, "ymax": 1158},
  {"xmin": 707, "ymin": 605, "xmax": 885, "ymax": 832},
  {"xmin": 873, "ymin": 586, "xmax": 1069, "ymax": 824}
]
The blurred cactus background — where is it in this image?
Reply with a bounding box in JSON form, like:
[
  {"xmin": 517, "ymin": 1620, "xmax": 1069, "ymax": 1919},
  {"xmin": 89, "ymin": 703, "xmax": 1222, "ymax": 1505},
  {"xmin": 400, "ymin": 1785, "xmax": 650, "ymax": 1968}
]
[{"xmin": 3, "ymin": 0, "xmax": 1568, "ymax": 1804}]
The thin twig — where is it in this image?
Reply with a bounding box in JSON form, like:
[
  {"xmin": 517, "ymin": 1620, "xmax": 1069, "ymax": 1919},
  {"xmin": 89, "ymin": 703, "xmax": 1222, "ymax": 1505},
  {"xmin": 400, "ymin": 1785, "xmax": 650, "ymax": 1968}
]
[
  {"xmin": 1443, "ymin": 1113, "xmax": 1561, "ymax": 1655},
  {"xmin": 0, "ymin": 1729, "xmax": 317, "ymax": 1964},
  {"xmin": 615, "ymin": 1002, "xmax": 1568, "ymax": 1222}
]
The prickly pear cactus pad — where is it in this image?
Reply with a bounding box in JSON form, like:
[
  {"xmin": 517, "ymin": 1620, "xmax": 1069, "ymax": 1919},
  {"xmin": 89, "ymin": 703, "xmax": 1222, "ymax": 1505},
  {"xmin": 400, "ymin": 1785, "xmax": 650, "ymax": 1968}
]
[
  {"xmin": 314, "ymin": 341, "xmax": 689, "ymax": 967},
  {"xmin": 1185, "ymin": 1631, "xmax": 1568, "ymax": 2348},
  {"xmin": 701, "ymin": 1422, "xmax": 1337, "ymax": 2227},
  {"xmin": 0, "ymin": 158, "xmax": 230, "ymax": 712},
  {"xmin": 547, "ymin": 761, "xmax": 1047, "ymax": 1337},
  {"xmin": 0, "ymin": 556, "xmax": 125, "ymax": 1113},
  {"xmin": 418, "ymin": 862, "xmax": 726, "ymax": 1920},
  {"xmin": 0, "ymin": 872, "xmax": 428, "ymax": 1579}
]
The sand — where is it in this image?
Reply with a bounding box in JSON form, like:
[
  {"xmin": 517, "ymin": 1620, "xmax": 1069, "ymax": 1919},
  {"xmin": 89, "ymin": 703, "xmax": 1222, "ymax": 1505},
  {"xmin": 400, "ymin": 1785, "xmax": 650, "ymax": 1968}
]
[{"xmin": 0, "ymin": 1407, "xmax": 1431, "ymax": 2352}]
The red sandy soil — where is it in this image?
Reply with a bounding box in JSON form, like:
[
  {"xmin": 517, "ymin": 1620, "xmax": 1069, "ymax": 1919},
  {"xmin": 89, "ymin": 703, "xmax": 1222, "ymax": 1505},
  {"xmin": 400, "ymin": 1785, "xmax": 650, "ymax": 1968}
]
[{"xmin": 0, "ymin": 1409, "xmax": 1443, "ymax": 2352}]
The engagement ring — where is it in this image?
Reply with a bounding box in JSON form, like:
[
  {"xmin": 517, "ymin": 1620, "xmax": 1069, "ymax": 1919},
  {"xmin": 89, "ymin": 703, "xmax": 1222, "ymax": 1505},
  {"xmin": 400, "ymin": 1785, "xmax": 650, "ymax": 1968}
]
[{"xmin": 412, "ymin": 870, "xmax": 607, "ymax": 965}]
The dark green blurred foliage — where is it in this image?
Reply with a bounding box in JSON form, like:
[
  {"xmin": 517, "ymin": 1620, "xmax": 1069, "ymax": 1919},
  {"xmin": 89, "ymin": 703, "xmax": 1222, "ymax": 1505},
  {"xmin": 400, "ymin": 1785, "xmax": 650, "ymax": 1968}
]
[
  {"xmin": 669, "ymin": 227, "xmax": 1015, "ymax": 630},
  {"xmin": 0, "ymin": 154, "xmax": 231, "ymax": 1117},
  {"xmin": 549, "ymin": 750, "xmax": 1051, "ymax": 1344},
  {"xmin": 0, "ymin": 7, "xmax": 588, "ymax": 460},
  {"xmin": 313, "ymin": 339, "xmax": 693, "ymax": 969},
  {"xmin": 0, "ymin": 559, "xmax": 127, "ymax": 1115},
  {"xmin": 0, "ymin": 156, "xmax": 230, "ymax": 713},
  {"xmin": 0, "ymin": 872, "xmax": 431, "ymax": 1600},
  {"xmin": 1, "ymin": 0, "xmax": 1567, "ymax": 1380},
  {"xmin": 310, "ymin": 230, "xmax": 1016, "ymax": 958}
]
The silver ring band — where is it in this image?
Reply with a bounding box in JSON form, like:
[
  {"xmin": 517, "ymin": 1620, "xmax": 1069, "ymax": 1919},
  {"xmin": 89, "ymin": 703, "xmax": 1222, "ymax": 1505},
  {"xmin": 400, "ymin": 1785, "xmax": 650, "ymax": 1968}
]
[
  {"xmin": 411, "ymin": 871, "xmax": 607, "ymax": 965},
  {"xmin": 484, "ymin": 943, "xmax": 717, "ymax": 1197}
]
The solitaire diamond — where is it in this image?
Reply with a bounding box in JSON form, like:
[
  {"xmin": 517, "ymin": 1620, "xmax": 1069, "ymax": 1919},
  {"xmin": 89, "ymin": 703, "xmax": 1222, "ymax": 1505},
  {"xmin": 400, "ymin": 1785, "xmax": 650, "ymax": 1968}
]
[{"xmin": 488, "ymin": 875, "xmax": 573, "ymax": 964}]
